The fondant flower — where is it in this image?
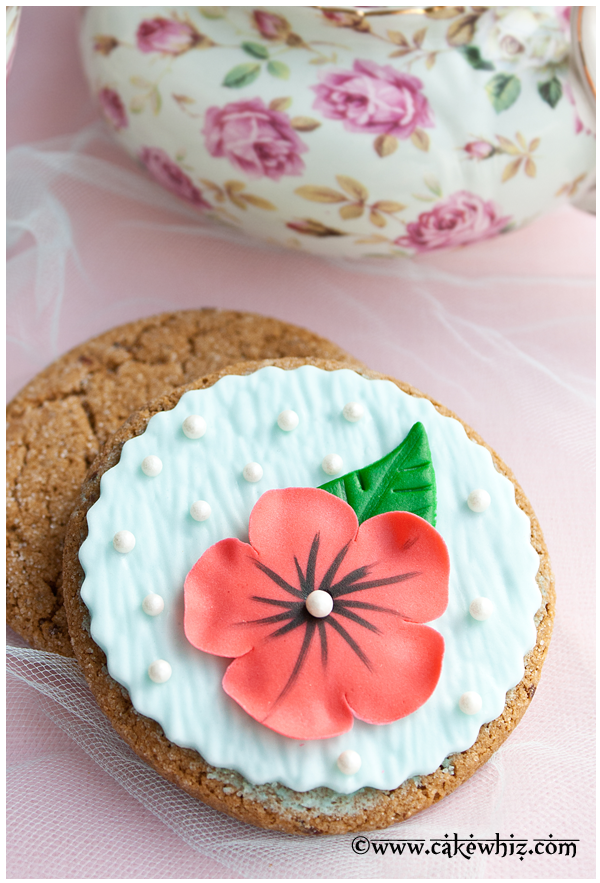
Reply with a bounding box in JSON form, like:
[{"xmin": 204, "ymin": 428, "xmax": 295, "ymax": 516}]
[
  {"xmin": 311, "ymin": 60, "xmax": 433, "ymax": 138},
  {"xmin": 139, "ymin": 147, "xmax": 212, "ymax": 209},
  {"xmin": 203, "ymin": 98, "xmax": 308, "ymax": 181},
  {"xmin": 184, "ymin": 488, "xmax": 449, "ymax": 740},
  {"xmin": 395, "ymin": 191, "xmax": 511, "ymax": 253},
  {"xmin": 98, "ymin": 87, "xmax": 128, "ymax": 131}
]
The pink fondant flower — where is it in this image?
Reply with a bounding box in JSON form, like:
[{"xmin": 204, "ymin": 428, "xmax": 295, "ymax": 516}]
[
  {"xmin": 98, "ymin": 87, "xmax": 128, "ymax": 131},
  {"xmin": 252, "ymin": 10, "xmax": 291, "ymax": 41},
  {"xmin": 184, "ymin": 488, "xmax": 449, "ymax": 740},
  {"xmin": 463, "ymin": 140, "xmax": 494, "ymax": 160},
  {"xmin": 396, "ymin": 191, "xmax": 511, "ymax": 253},
  {"xmin": 203, "ymin": 98, "xmax": 308, "ymax": 181},
  {"xmin": 312, "ymin": 59, "xmax": 434, "ymax": 138},
  {"xmin": 139, "ymin": 148, "xmax": 211, "ymax": 209},
  {"xmin": 136, "ymin": 17, "xmax": 204, "ymax": 55}
]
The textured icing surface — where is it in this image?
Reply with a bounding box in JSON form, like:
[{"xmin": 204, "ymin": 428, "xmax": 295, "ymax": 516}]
[{"xmin": 80, "ymin": 367, "xmax": 540, "ymax": 794}]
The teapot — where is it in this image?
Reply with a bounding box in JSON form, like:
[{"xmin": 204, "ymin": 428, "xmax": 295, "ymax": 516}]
[{"xmin": 81, "ymin": 6, "xmax": 595, "ymax": 258}]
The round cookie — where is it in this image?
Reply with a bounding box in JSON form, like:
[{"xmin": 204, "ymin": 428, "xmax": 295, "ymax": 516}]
[
  {"xmin": 63, "ymin": 358, "xmax": 555, "ymax": 835},
  {"xmin": 7, "ymin": 312, "xmax": 362, "ymax": 656}
]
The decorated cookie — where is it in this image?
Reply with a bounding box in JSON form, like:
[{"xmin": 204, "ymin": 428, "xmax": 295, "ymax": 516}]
[
  {"xmin": 63, "ymin": 359, "xmax": 554, "ymax": 834},
  {"xmin": 6, "ymin": 310, "xmax": 361, "ymax": 656}
]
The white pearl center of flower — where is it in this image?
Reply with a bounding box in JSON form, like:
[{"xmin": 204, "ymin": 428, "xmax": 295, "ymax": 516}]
[{"xmin": 305, "ymin": 590, "xmax": 333, "ymax": 618}]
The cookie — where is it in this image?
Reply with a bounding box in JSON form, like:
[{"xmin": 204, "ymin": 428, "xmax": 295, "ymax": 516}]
[
  {"xmin": 62, "ymin": 358, "xmax": 554, "ymax": 835},
  {"xmin": 7, "ymin": 312, "xmax": 361, "ymax": 656}
]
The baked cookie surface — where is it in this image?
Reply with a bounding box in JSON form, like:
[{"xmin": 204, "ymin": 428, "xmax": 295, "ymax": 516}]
[
  {"xmin": 63, "ymin": 359, "xmax": 554, "ymax": 834},
  {"xmin": 7, "ymin": 312, "xmax": 360, "ymax": 656}
]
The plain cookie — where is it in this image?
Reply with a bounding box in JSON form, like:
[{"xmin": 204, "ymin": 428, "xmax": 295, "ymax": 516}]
[{"xmin": 7, "ymin": 312, "xmax": 361, "ymax": 655}]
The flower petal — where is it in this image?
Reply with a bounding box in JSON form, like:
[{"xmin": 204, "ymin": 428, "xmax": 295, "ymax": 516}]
[
  {"xmin": 184, "ymin": 537, "xmax": 303, "ymax": 657},
  {"xmin": 333, "ymin": 511, "xmax": 449, "ymax": 623},
  {"xmin": 335, "ymin": 618, "xmax": 444, "ymax": 724},
  {"xmin": 223, "ymin": 618, "xmax": 355, "ymax": 738},
  {"xmin": 249, "ymin": 488, "xmax": 359, "ymax": 593}
]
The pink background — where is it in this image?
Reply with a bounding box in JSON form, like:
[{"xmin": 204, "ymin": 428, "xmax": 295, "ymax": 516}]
[{"xmin": 7, "ymin": 7, "xmax": 595, "ymax": 879}]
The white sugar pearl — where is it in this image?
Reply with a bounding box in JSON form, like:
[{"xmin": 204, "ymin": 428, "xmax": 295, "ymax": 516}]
[
  {"xmin": 321, "ymin": 453, "xmax": 343, "ymax": 475},
  {"xmin": 243, "ymin": 462, "xmax": 263, "ymax": 482},
  {"xmin": 148, "ymin": 659, "xmax": 172, "ymax": 683},
  {"xmin": 190, "ymin": 500, "xmax": 211, "ymax": 522},
  {"xmin": 141, "ymin": 455, "xmax": 162, "ymax": 477},
  {"xmin": 459, "ymin": 691, "xmax": 482, "ymax": 715},
  {"xmin": 277, "ymin": 409, "xmax": 299, "ymax": 431},
  {"xmin": 113, "ymin": 530, "xmax": 135, "ymax": 553},
  {"xmin": 343, "ymin": 401, "xmax": 364, "ymax": 422},
  {"xmin": 305, "ymin": 590, "xmax": 333, "ymax": 618},
  {"xmin": 467, "ymin": 488, "xmax": 491, "ymax": 513},
  {"xmin": 337, "ymin": 750, "xmax": 362, "ymax": 775},
  {"xmin": 469, "ymin": 596, "xmax": 494, "ymax": 621},
  {"xmin": 142, "ymin": 593, "xmax": 164, "ymax": 616},
  {"xmin": 182, "ymin": 415, "xmax": 206, "ymax": 439}
]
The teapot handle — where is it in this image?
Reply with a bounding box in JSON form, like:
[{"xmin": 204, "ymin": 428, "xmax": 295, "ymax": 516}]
[{"xmin": 569, "ymin": 6, "xmax": 596, "ymax": 214}]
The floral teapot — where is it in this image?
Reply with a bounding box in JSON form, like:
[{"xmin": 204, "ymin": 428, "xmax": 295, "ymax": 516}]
[{"xmin": 81, "ymin": 6, "xmax": 595, "ymax": 259}]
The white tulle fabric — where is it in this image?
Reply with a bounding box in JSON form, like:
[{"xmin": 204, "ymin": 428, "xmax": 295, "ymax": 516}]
[{"xmin": 7, "ymin": 7, "xmax": 594, "ymax": 879}]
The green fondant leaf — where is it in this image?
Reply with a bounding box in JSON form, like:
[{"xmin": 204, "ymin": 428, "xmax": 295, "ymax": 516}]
[
  {"xmin": 538, "ymin": 77, "xmax": 562, "ymax": 109},
  {"xmin": 318, "ymin": 422, "xmax": 437, "ymax": 526},
  {"xmin": 485, "ymin": 73, "xmax": 521, "ymax": 113}
]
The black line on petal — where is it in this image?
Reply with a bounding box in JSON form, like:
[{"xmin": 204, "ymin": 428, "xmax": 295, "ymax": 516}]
[
  {"xmin": 318, "ymin": 541, "xmax": 352, "ymax": 594},
  {"xmin": 331, "ymin": 571, "xmax": 421, "ymax": 598},
  {"xmin": 253, "ymin": 560, "xmax": 304, "ymax": 598},
  {"xmin": 270, "ymin": 619, "xmax": 316, "ymax": 709},
  {"xmin": 327, "ymin": 616, "xmax": 372, "ymax": 672},
  {"xmin": 317, "ymin": 619, "xmax": 328, "ymax": 667},
  {"xmin": 242, "ymin": 610, "xmax": 298, "ymax": 626},
  {"xmin": 267, "ymin": 615, "xmax": 306, "ymax": 640},
  {"xmin": 304, "ymin": 533, "xmax": 320, "ymax": 595},
  {"xmin": 335, "ymin": 599, "xmax": 402, "ymax": 616},
  {"xmin": 251, "ymin": 596, "xmax": 299, "ymax": 610},
  {"xmin": 333, "ymin": 606, "xmax": 382, "ymax": 635},
  {"xmin": 294, "ymin": 556, "xmax": 307, "ymax": 594},
  {"xmin": 326, "ymin": 564, "xmax": 372, "ymax": 596}
]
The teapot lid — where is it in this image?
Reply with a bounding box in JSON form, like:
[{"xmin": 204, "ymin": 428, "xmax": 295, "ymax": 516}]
[{"xmin": 569, "ymin": 7, "xmax": 596, "ymax": 135}]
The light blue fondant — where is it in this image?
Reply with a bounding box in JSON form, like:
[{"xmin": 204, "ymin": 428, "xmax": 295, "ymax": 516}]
[{"xmin": 80, "ymin": 366, "xmax": 540, "ymax": 794}]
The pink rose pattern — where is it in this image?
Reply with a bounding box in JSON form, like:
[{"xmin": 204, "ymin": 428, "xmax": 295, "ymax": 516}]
[
  {"xmin": 203, "ymin": 98, "xmax": 308, "ymax": 181},
  {"xmin": 136, "ymin": 17, "xmax": 201, "ymax": 55},
  {"xmin": 463, "ymin": 140, "xmax": 494, "ymax": 160},
  {"xmin": 89, "ymin": 9, "xmax": 593, "ymax": 255},
  {"xmin": 311, "ymin": 60, "xmax": 433, "ymax": 138},
  {"xmin": 139, "ymin": 147, "xmax": 211, "ymax": 209},
  {"xmin": 98, "ymin": 87, "xmax": 128, "ymax": 131},
  {"xmin": 252, "ymin": 10, "xmax": 291, "ymax": 41},
  {"xmin": 395, "ymin": 191, "xmax": 511, "ymax": 253}
]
